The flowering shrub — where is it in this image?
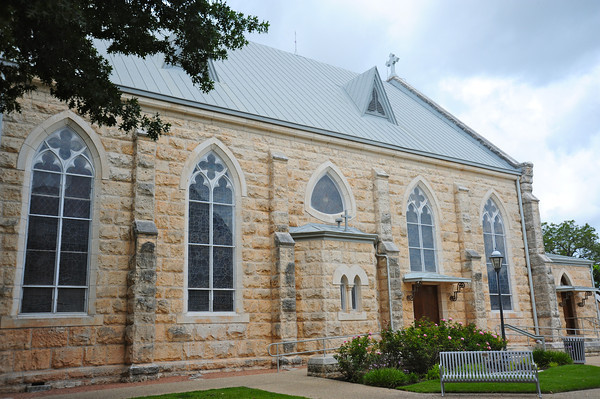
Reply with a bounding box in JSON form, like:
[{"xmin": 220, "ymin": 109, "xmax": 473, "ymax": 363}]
[
  {"xmin": 334, "ymin": 334, "xmax": 378, "ymax": 382},
  {"xmin": 380, "ymin": 318, "xmax": 505, "ymax": 374},
  {"xmin": 335, "ymin": 319, "xmax": 506, "ymax": 381}
]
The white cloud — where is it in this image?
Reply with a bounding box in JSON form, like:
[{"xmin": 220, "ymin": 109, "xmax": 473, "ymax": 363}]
[{"xmin": 435, "ymin": 65, "xmax": 600, "ymax": 230}]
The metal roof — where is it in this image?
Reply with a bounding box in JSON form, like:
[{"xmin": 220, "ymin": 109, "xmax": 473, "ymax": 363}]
[
  {"xmin": 290, "ymin": 223, "xmax": 377, "ymax": 243},
  {"xmin": 98, "ymin": 41, "xmax": 520, "ymax": 173},
  {"xmin": 403, "ymin": 272, "xmax": 471, "ymax": 283}
]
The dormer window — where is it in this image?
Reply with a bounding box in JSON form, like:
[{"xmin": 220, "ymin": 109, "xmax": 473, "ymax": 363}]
[{"xmin": 367, "ymin": 88, "xmax": 385, "ymax": 116}]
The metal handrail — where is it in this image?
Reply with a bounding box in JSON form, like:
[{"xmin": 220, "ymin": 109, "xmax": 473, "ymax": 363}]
[
  {"xmin": 267, "ymin": 332, "xmax": 379, "ymax": 372},
  {"xmin": 505, "ymin": 324, "xmax": 546, "ymax": 349}
]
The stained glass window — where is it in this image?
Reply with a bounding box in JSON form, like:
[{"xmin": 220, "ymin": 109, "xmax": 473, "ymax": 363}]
[
  {"xmin": 406, "ymin": 187, "xmax": 437, "ymax": 272},
  {"xmin": 21, "ymin": 127, "xmax": 94, "ymax": 313},
  {"xmin": 311, "ymin": 174, "xmax": 344, "ymax": 215},
  {"xmin": 188, "ymin": 152, "xmax": 235, "ymax": 312},
  {"xmin": 482, "ymin": 199, "xmax": 512, "ymax": 310}
]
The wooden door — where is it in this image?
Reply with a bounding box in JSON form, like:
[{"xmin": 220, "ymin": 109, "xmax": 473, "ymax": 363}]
[
  {"xmin": 413, "ymin": 284, "xmax": 440, "ymax": 324},
  {"xmin": 562, "ymin": 292, "xmax": 577, "ymax": 335}
]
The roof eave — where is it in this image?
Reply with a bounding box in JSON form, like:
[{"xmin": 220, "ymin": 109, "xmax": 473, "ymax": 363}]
[{"xmin": 118, "ymin": 85, "xmax": 522, "ymax": 176}]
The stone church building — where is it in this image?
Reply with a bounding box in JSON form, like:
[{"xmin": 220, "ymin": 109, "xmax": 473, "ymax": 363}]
[{"xmin": 1, "ymin": 42, "xmax": 598, "ymax": 391}]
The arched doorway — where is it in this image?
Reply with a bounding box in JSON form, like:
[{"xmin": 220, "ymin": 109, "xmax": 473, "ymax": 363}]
[{"xmin": 560, "ymin": 275, "xmax": 578, "ymax": 335}]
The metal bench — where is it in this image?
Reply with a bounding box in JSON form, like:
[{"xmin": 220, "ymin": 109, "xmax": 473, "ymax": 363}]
[{"xmin": 440, "ymin": 351, "xmax": 541, "ymax": 398}]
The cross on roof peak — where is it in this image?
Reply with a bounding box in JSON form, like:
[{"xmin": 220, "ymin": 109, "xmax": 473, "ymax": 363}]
[{"xmin": 386, "ymin": 53, "xmax": 399, "ymax": 77}]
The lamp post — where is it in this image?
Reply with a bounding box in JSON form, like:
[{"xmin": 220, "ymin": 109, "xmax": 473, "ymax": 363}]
[{"xmin": 490, "ymin": 249, "xmax": 506, "ymax": 349}]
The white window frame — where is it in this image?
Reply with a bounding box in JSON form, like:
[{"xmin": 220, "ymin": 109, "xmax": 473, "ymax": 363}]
[{"xmin": 305, "ymin": 161, "xmax": 356, "ymax": 224}]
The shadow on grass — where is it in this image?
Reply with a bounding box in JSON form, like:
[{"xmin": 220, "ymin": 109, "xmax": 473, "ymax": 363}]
[
  {"xmin": 133, "ymin": 386, "xmax": 309, "ymax": 399},
  {"xmin": 399, "ymin": 364, "xmax": 600, "ymax": 394}
]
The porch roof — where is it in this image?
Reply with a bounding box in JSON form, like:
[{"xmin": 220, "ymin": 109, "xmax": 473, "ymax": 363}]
[
  {"xmin": 403, "ymin": 272, "xmax": 471, "ymax": 283},
  {"xmin": 556, "ymin": 285, "xmax": 600, "ymax": 293}
]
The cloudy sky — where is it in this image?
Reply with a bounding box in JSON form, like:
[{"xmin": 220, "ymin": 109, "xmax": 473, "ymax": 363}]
[{"xmin": 228, "ymin": 0, "xmax": 600, "ymax": 232}]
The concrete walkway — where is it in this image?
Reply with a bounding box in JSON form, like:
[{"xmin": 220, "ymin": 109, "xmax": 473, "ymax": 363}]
[{"xmin": 3, "ymin": 356, "xmax": 600, "ymax": 399}]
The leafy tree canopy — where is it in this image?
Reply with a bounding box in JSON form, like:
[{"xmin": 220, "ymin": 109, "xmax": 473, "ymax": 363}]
[
  {"xmin": 542, "ymin": 220, "xmax": 600, "ymax": 288},
  {"xmin": 0, "ymin": 0, "xmax": 268, "ymax": 140}
]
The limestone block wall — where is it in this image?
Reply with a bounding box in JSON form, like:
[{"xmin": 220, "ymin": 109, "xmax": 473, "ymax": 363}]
[
  {"xmin": 0, "ymin": 89, "xmax": 134, "ymax": 390},
  {"xmin": 0, "ymin": 89, "xmax": 544, "ymax": 389},
  {"xmin": 551, "ymin": 264, "xmax": 599, "ymax": 334},
  {"xmin": 294, "ymin": 239, "xmax": 380, "ymax": 342}
]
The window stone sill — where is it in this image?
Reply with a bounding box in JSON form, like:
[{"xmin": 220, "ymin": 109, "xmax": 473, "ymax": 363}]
[
  {"xmin": 1, "ymin": 314, "xmax": 104, "ymax": 329},
  {"xmin": 177, "ymin": 313, "xmax": 250, "ymax": 324},
  {"xmin": 338, "ymin": 311, "xmax": 367, "ymax": 321}
]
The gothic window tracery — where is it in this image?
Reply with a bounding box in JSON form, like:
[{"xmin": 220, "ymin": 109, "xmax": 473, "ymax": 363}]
[
  {"xmin": 406, "ymin": 186, "xmax": 436, "ymax": 272},
  {"xmin": 21, "ymin": 128, "xmax": 94, "ymax": 313},
  {"xmin": 188, "ymin": 151, "xmax": 235, "ymax": 312},
  {"xmin": 482, "ymin": 198, "xmax": 513, "ymax": 310},
  {"xmin": 311, "ymin": 174, "xmax": 344, "ymax": 215}
]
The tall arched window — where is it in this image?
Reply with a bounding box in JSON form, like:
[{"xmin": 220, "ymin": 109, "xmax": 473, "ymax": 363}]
[
  {"xmin": 188, "ymin": 151, "xmax": 235, "ymax": 312},
  {"xmin": 406, "ymin": 186, "xmax": 436, "ymax": 272},
  {"xmin": 21, "ymin": 127, "xmax": 94, "ymax": 313},
  {"xmin": 482, "ymin": 198, "xmax": 512, "ymax": 310}
]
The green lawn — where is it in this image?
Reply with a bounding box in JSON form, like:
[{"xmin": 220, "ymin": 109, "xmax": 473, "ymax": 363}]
[
  {"xmin": 399, "ymin": 364, "xmax": 600, "ymax": 394},
  {"xmin": 134, "ymin": 387, "xmax": 308, "ymax": 399}
]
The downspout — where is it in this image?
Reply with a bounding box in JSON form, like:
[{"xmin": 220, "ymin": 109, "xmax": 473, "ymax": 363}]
[
  {"xmin": 516, "ymin": 179, "xmax": 540, "ymax": 335},
  {"xmin": 375, "ymin": 252, "xmax": 394, "ymax": 331},
  {"xmin": 589, "ymin": 263, "xmax": 600, "ymax": 330}
]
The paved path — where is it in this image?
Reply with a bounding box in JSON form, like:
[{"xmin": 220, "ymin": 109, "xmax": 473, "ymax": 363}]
[{"xmin": 3, "ymin": 356, "xmax": 600, "ymax": 399}]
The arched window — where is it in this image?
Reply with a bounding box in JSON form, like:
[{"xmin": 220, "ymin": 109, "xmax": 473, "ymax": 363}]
[
  {"xmin": 305, "ymin": 161, "xmax": 356, "ymax": 224},
  {"xmin": 188, "ymin": 151, "xmax": 235, "ymax": 312},
  {"xmin": 351, "ymin": 276, "xmax": 361, "ymax": 310},
  {"xmin": 482, "ymin": 198, "xmax": 512, "ymax": 310},
  {"xmin": 311, "ymin": 174, "xmax": 344, "ymax": 215},
  {"xmin": 340, "ymin": 276, "xmax": 348, "ymax": 311},
  {"xmin": 406, "ymin": 186, "xmax": 436, "ymax": 272},
  {"xmin": 21, "ymin": 127, "xmax": 94, "ymax": 313}
]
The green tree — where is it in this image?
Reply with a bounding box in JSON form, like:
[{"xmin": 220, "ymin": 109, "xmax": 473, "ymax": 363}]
[
  {"xmin": 0, "ymin": 0, "xmax": 268, "ymax": 140},
  {"xmin": 542, "ymin": 220, "xmax": 600, "ymax": 288}
]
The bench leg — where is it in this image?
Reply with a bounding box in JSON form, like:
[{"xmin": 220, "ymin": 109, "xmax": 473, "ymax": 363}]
[
  {"xmin": 440, "ymin": 380, "xmax": 445, "ymax": 397},
  {"xmin": 536, "ymin": 379, "xmax": 541, "ymax": 398}
]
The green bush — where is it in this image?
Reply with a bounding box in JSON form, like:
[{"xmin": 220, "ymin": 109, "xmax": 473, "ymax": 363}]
[
  {"xmin": 426, "ymin": 364, "xmax": 440, "ymax": 380},
  {"xmin": 532, "ymin": 349, "xmax": 573, "ymax": 368},
  {"xmin": 378, "ymin": 318, "xmax": 505, "ymax": 374},
  {"xmin": 335, "ymin": 319, "xmax": 506, "ymax": 382},
  {"xmin": 362, "ymin": 367, "xmax": 408, "ymax": 388},
  {"xmin": 334, "ymin": 334, "xmax": 378, "ymax": 382}
]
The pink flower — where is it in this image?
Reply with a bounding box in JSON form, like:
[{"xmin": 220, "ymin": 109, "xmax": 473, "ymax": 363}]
[
  {"xmin": 486, "ymin": 342, "xmax": 489, "ymax": 345},
  {"xmin": 492, "ymin": 334, "xmax": 497, "ymax": 338},
  {"xmin": 435, "ymin": 323, "xmax": 438, "ymax": 327},
  {"xmin": 477, "ymin": 343, "xmax": 480, "ymax": 346},
  {"xmin": 441, "ymin": 318, "xmax": 446, "ymax": 322},
  {"xmin": 460, "ymin": 337, "xmax": 465, "ymax": 341},
  {"xmin": 459, "ymin": 322, "xmax": 463, "ymax": 326},
  {"xmin": 487, "ymin": 346, "xmax": 491, "ymax": 350},
  {"xmin": 479, "ymin": 331, "xmax": 484, "ymax": 335},
  {"xmin": 449, "ymin": 317, "xmax": 453, "ymax": 321},
  {"xmin": 448, "ymin": 336, "xmax": 452, "ymax": 340},
  {"xmin": 423, "ymin": 334, "xmax": 427, "ymax": 337}
]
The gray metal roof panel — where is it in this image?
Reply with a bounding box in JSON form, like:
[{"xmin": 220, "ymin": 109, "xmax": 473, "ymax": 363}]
[{"xmin": 100, "ymin": 41, "xmax": 519, "ymax": 172}]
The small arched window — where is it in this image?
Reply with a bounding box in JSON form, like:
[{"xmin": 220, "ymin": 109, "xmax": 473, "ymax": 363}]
[
  {"xmin": 482, "ymin": 198, "xmax": 512, "ymax": 310},
  {"xmin": 406, "ymin": 186, "xmax": 436, "ymax": 272},
  {"xmin": 188, "ymin": 151, "xmax": 235, "ymax": 312},
  {"xmin": 351, "ymin": 276, "xmax": 361, "ymax": 310},
  {"xmin": 21, "ymin": 127, "xmax": 94, "ymax": 313},
  {"xmin": 340, "ymin": 275, "xmax": 348, "ymax": 311}
]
